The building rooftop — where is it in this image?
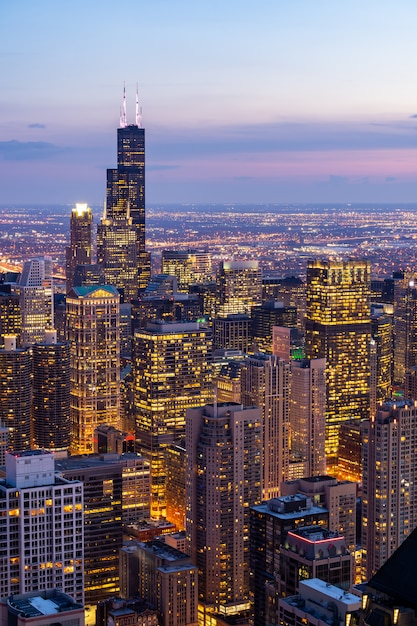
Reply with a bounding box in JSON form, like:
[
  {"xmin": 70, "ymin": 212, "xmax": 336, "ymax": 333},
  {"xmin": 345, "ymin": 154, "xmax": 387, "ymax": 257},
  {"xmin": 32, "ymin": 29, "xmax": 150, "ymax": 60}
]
[
  {"xmin": 6, "ymin": 590, "xmax": 83, "ymax": 618},
  {"xmin": 252, "ymin": 495, "xmax": 328, "ymax": 520}
]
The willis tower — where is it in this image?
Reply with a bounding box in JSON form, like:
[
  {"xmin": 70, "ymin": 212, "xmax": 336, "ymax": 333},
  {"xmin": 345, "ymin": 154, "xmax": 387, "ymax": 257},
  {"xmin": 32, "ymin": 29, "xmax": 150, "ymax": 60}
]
[{"xmin": 97, "ymin": 86, "xmax": 150, "ymax": 299}]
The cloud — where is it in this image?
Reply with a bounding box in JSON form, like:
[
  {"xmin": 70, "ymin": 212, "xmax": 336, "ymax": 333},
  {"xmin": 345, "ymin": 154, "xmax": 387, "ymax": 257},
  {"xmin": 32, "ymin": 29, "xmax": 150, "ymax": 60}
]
[
  {"xmin": 150, "ymin": 118, "xmax": 417, "ymax": 161},
  {"xmin": 329, "ymin": 175, "xmax": 348, "ymax": 184},
  {"xmin": 234, "ymin": 176, "xmax": 255, "ymax": 181},
  {"xmin": 385, "ymin": 176, "xmax": 397, "ymax": 182},
  {"xmin": 410, "ymin": 114, "xmax": 417, "ymax": 119},
  {"xmin": 28, "ymin": 123, "xmax": 46, "ymax": 129},
  {"xmin": 0, "ymin": 140, "xmax": 68, "ymax": 161}
]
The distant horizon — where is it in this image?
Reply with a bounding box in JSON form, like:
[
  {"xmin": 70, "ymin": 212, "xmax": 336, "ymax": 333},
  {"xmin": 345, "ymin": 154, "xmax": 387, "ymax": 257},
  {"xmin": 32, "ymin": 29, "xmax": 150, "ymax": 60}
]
[{"xmin": 3, "ymin": 2, "xmax": 417, "ymax": 205}]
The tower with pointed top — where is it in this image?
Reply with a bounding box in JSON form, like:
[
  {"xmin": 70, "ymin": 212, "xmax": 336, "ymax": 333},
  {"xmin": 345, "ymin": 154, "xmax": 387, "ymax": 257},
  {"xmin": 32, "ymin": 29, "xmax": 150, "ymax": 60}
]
[{"xmin": 97, "ymin": 87, "xmax": 150, "ymax": 300}]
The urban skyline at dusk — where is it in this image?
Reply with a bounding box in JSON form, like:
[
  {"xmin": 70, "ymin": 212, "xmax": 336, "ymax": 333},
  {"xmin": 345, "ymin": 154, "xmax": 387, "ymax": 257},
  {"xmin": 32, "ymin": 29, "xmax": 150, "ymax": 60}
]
[{"xmin": 2, "ymin": 0, "xmax": 417, "ymax": 205}]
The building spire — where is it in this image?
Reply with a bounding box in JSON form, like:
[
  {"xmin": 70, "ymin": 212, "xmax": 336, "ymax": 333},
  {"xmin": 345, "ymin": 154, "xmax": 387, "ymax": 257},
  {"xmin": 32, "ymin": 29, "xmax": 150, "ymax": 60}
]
[
  {"xmin": 120, "ymin": 83, "xmax": 127, "ymax": 128},
  {"xmin": 136, "ymin": 83, "xmax": 142, "ymax": 127}
]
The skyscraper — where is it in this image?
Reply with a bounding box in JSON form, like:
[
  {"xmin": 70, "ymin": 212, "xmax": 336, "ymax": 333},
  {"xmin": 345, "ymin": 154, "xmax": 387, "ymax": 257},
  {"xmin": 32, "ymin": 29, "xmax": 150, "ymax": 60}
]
[
  {"xmin": 216, "ymin": 260, "xmax": 262, "ymax": 317},
  {"xmin": 161, "ymin": 249, "xmax": 212, "ymax": 292},
  {"xmin": 134, "ymin": 321, "xmax": 212, "ymax": 518},
  {"xmin": 186, "ymin": 402, "xmax": 262, "ymax": 623},
  {"xmin": 0, "ymin": 450, "xmax": 84, "ymax": 604},
  {"xmin": 240, "ymin": 353, "xmax": 291, "ymax": 499},
  {"xmin": 290, "ymin": 358, "xmax": 326, "ymax": 477},
  {"xmin": 97, "ymin": 88, "xmax": 150, "ymax": 299},
  {"xmin": 65, "ymin": 203, "xmax": 93, "ymax": 293},
  {"xmin": 0, "ymin": 335, "xmax": 31, "ymax": 451},
  {"xmin": 66, "ymin": 285, "xmax": 121, "ymax": 454},
  {"xmin": 305, "ymin": 258, "xmax": 371, "ymax": 469},
  {"xmin": 32, "ymin": 330, "xmax": 71, "ymax": 450},
  {"xmin": 362, "ymin": 400, "xmax": 417, "ymax": 580},
  {"xmin": 13, "ymin": 256, "xmax": 53, "ymax": 347}
]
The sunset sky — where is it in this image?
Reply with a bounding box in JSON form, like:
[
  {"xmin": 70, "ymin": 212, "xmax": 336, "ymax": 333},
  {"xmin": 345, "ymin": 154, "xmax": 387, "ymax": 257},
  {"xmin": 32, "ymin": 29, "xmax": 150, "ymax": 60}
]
[{"xmin": 2, "ymin": 0, "xmax": 417, "ymax": 205}]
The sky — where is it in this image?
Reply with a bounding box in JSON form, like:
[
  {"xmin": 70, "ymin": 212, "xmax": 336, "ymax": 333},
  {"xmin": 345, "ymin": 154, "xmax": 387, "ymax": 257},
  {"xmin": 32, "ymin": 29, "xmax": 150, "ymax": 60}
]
[{"xmin": 1, "ymin": 0, "xmax": 417, "ymax": 206}]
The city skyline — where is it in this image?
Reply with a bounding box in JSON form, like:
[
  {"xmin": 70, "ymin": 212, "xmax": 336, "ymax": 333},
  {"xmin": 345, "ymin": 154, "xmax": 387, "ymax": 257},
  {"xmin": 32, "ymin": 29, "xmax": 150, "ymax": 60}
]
[{"xmin": 2, "ymin": 1, "xmax": 417, "ymax": 205}]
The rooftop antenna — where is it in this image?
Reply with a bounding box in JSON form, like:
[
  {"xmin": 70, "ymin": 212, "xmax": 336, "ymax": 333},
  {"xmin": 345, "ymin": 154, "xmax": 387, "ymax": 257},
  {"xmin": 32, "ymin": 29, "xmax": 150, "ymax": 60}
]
[
  {"xmin": 121, "ymin": 83, "xmax": 127, "ymax": 128},
  {"xmin": 136, "ymin": 83, "xmax": 142, "ymax": 127}
]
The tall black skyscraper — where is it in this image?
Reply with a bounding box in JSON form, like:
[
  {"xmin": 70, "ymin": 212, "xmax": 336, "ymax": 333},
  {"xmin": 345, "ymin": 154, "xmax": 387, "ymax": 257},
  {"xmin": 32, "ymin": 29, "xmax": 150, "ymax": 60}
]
[{"xmin": 97, "ymin": 87, "xmax": 150, "ymax": 299}]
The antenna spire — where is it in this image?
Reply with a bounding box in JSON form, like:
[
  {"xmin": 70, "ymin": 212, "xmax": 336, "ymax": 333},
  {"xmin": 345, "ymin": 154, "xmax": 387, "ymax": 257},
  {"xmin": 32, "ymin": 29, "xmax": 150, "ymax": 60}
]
[
  {"xmin": 136, "ymin": 83, "xmax": 142, "ymax": 127},
  {"xmin": 121, "ymin": 83, "xmax": 127, "ymax": 128}
]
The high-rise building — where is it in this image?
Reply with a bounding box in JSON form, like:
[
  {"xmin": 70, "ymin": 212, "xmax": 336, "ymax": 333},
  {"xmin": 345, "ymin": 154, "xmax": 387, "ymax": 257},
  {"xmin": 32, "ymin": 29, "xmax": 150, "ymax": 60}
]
[
  {"xmin": 393, "ymin": 273, "xmax": 417, "ymax": 385},
  {"xmin": 161, "ymin": 249, "xmax": 212, "ymax": 292},
  {"xmin": 216, "ymin": 260, "xmax": 262, "ymax": 317},
  {"xmin": 240, "ymin": 353, "xmax": 291, "ymax": 499},
  {"xmin": 0, "ymin": 335, "xmax": 31, "ymax": 451},
  {"xmin": 134, "ymin": 321, "xmax": 212, "ymax": 518},
  {"xmin": 13, "ymin": 256, "xmax": 54, "ymax": 347},
  {"xmin": 250, "ymin": 495, "xmax": 329, "ymax": 626},
  {"xmin": 281, "ymin": 475, "xmax": 357, "ymax": 557},
  {"xmin": 65, "ymin": 203, "xmax": 93, "ymax": 293},
  {"xmin": 305, "ymin": 258, "xmax": 371, "ymax": 469},
  {"xmin": 186, "ymin": 403, "xmax": 262, "ymax": 623},
  {"xmin": 56, "ymin": 454, "xmax": 123, "ymax": 604},
  {"xmin": 165, "ymin": 441, "xmax": 187, "ymax": 530},
  {"xmin": 32, "ymin": 330, "xmax": 71, "ymax": 450},
  {"xmin": 362, "ymin": 400, "xmax": 417, "ymax": 580},
  {"xmin": 278, "ymin": 526, "xmax": 353, "ymax": 597},
  {"xmin": 289, "ymin": 358, "xmax": 326, "ymax": 477},
  {"xmin": 121, "ymin": 540, "xmax": 198, "ymax": 626},
  {"xmin": 0, "ymin": 287, "xmax": 20, "ymax": 348},
  {"xmin": 251, "ymin": 300, "xmax": 297, "ymax": 353},
  {"xmin": 370, "ymin": 305, "xmax": 393, "ymax": 414},
  {"xmin": 97, "ymin": 89, "xmax": 150, "ymax": 299},
  {"xmin": 212, "ymin": 313, "xmax": 252, "ymax": 352},
  {"xmin": 0, "ymin": 450, "xmax": 84, "ymax": 603},
  {"xmin": 66, "ymin": 285, "xmax": 121, "ymax": 454}
]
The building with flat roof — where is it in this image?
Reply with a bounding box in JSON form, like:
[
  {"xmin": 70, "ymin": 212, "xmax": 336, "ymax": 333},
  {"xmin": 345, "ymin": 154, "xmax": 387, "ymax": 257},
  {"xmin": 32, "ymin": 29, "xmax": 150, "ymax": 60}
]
[
  {"xmin": 120, "ymin": 539, "xmax": 198, "ymax": 626},
  {"xmin": 0, "ymin": 589, "xmax": 84, "ymax": 626},
  {"xmin": 0, "ymin": 450, "xmax": 84, "ymax": 604},
  {"xmin": 277, "ymin": 579, "xmax": 360, "ymax": 626}
]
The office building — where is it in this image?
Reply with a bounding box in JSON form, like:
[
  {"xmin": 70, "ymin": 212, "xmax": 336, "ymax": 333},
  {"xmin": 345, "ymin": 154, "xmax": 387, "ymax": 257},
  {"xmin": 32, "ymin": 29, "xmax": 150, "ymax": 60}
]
[
  {"xmin": 213, "ymin": 314, "xmax": 252, "ymax": 353},
  {"xmin": 393, "ymin": 272, "xmax": 417, "ymax": 385},
  {"xmin": 251, "ymin": 300, "xmax": 297, "ymax": 353},
  {"xmin": 32, "ymin": 330, "xmax": 70, "ymax": 450},
  {"xmin": 338, "ymin": 421, "xmax": 363, "ymax": 483},
  {"xmin": 97, "ymin": 89, "xmax": 150, "ymax": 299},
  {"xmin": 277, "ymin": 579, "xmax": 360, "ymax": 626},
  {"xmin": 278, "ymin": 526, "xmax": 353, "ymax": 597},
  {"xmin": 186, "ymin": 403, "xmax": 262, "ymax": 623},
  {"xmin": 370, "ymin": 308, "xmax": 393, "ymax": 415},
  {"xmin": 216, "ymin": 260, "xmax": 262, "ymax": 317},
  {"xmin": 14, "ymin": 256, "xmax": 54, "ymax": 347},
  {"xmin": 305, "ymin": 258, "xmax": 371, "ymax": 469},
  {"xmin": 161, "ymin": 249, "xmax": 212, "ymax": 292},
  {"xmin": 0, "ymin": 287, "xmax": 20, "ymax": 348},
  {"xmin": 240, "ymin": 353, "xmax": 291, "ymax": 499},
  {"xmin": 362, "ymin": 400, "xmax": 417, "ymax": 580},
  {"xmin": 65, "ymin": 202, "xmax": 93, "ymax": 293},
  {"xmin": 281, "ymin": 475, "xmax": 357, "ymax": 557},
  {"xmin": 0, "ymin": 335, "xmax": 31, "ymax": 451},
  {"xmin": 134, "ymin": 321, "xmax": 212, "ymax": 518},
  {"xmin": 66, "ymin": 285, "xmax": 121, "ymax": 454},
  {"xmin": 262, "ymin": 275, "xmax": 306, "ymax": 331},
  {"xmin": 0, "ymin": 450, "xmax": 84, "ymax": 603},
  {"xmin": 165, "ymin": 441, "xmax": 187, "ymax": 530},
  {"xmin": 215, "ymin": 359, "xmax": 242, "ymax": 403},
  {"xmin": 289, "ymin": 358, "xmax": 326, "ymax": 477},
  {"xmin": 249, "ymin": 495, "xmax": 329, "ymax": 626},
  {"xmin": 120, "ymin": 540, "xmax": 198, "ymax": 626},
  {"xmin": 56, "ymin": 454, "xmax": 123, "ymax": 604}
]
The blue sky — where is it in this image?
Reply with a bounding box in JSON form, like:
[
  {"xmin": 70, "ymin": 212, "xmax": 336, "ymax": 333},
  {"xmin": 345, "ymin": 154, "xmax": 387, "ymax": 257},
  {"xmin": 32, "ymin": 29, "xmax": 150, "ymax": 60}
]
[{"xmin": 1, "ymin": 0, "xmax": 417, "ymax": 205}]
